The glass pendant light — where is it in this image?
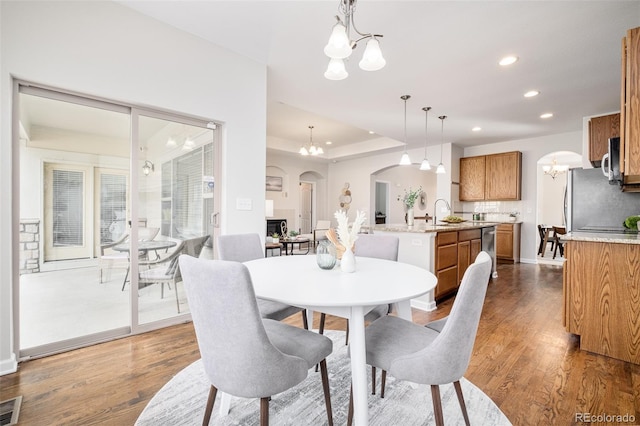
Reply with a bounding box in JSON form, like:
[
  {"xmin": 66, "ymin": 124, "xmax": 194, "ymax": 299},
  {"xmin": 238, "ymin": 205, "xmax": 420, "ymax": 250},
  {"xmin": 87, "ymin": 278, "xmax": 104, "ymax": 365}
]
[
  {"xmin": 324, "ymin": 58, "xmax": 349, "ymax": 81},
  {"xmin": 436, "ymin": 115, "xmax": 447, "ymax": 174},
  {"xmin": 399, "ymin": 95, "xmax": 411, "ymax": 165},
  {"xmin": 420, "ymin": 106, "xmax": 432, "ymax": 171},
  {"xmin": 359, "ymin": 37, "xmax": 386, "ymax": 71},
  {"xmin": 324, "ymin": 21, "xmax": 352, "ymax": 59}
]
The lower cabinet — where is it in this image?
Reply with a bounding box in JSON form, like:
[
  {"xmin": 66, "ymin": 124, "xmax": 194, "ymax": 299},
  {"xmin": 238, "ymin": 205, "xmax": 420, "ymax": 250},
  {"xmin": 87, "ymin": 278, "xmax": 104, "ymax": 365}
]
[
  {"xmin": 564, "ymin": 240, "xmax": 640, "ymax": 365},
  {"xmin": 435, "ymin": 229, "xmax": 481, "ymax": 299},
  {"xmin": 496, "ymin": 223, "xmax": 521, "ymax": 263}
]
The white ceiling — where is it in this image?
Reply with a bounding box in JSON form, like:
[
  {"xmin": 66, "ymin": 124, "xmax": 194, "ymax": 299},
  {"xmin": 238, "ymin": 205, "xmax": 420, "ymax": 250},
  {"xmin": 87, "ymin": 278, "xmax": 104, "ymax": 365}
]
[{"xmin": 46, "ymin": 1, "xmax": 640, "ymax": 161}]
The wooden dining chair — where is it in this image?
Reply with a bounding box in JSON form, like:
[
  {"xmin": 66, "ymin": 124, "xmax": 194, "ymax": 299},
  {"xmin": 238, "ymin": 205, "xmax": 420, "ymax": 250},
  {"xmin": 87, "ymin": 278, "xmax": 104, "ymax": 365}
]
[
  {"xmin": 178, "ymin": 256, "xmax": 334, "ymax": 426},
  {"xmin": 552, "ymin": 226, "xmax": 566, "ymax": 259},
  {"xmin": 537, "ymin": 225, "xmax": 554, "ymax": 256}
]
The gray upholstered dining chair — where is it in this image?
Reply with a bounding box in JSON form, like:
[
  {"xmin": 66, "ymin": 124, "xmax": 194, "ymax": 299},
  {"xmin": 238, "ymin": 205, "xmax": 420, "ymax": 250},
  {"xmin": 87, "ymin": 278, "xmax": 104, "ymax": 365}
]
[
  {"xmin": 319, "ymin": 234, "xmax": 400, "ymax": 347},
  {"xmin": 217, "ymin": 233, "xmax": 308, "ymax": 328},
  {"xmin": 178, "ymin": 256, "xmax": 334, "ymax": 426},
  {"xmin": 348, "ymin": 251, "xmax": 492, "ymax": 426}
]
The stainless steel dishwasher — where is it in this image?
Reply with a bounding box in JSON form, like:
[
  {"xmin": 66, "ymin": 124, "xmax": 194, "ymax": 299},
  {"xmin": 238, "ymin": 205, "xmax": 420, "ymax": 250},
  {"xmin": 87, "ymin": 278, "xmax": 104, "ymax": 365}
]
[{"xmin": 481, "ymin": 226, "xmax": 498, "ymax": 278}]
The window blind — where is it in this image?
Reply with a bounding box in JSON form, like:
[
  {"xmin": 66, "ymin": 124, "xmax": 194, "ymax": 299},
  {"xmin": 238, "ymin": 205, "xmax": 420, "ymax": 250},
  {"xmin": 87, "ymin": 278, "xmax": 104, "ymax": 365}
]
[
  {"xmin": 52, "ymin": 169, "xmax": 84, "ymax": 247},
  {"xmin": 100, "ymin": 173, "xmax": 127, "ymax": 243}
]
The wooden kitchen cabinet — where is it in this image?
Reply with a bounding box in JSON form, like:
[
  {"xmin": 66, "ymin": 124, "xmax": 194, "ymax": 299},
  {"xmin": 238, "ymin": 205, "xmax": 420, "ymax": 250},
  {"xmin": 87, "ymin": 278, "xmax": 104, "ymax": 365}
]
[
  {"xmin": 459, "ymin": 156, "xmax": 486, "ymax": 201},
  {"xmin": 588, "ymin": 113, "xmax": 620, "ymax": 167},
  {"xmin": 435, "ymin": 228, "xmax": 482, "ymax": 299},
  {"xmin": 457, "ymin": 229, "xmax": 481, "ymax": 284},
  {"xmin": 496, "ymin": 222, "xmax": 521, "ymax": 263},
  {"xmin": 435, "ymin": 231, "xmax": 458, "ymax": 299},
  {"xmin": 485, "ymin": 152, "xmax": 522, "ymax": 200},
  {"xmin": 459, "ymin": 151, "xmax": 522, "ymax": 201},
  {"xmin": 564, "ymin": 240, "xmax": 640, "ymax": 364},
  {"xmin": 620, "ymin": 26, "xmax": 640, "ymax": 191}
]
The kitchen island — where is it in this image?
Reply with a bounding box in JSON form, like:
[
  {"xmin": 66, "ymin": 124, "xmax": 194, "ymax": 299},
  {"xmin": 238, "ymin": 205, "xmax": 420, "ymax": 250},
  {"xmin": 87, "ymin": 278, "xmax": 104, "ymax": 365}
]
[
  {"xmin": 370, "ymin": 221, "xmax": 498, "ymax": 310},
  {"xmin": 562, "ymin": 231, "xmax": 640, "ymax": 365}
]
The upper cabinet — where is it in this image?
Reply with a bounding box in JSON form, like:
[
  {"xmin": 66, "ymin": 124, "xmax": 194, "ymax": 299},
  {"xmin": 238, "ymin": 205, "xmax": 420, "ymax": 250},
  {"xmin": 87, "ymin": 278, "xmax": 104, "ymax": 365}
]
[
  {"xmin": 459, "ymin": 156, "xmax": 486, "ymax": 201},
  {"xmin": 588, "ymin": 113, "xmax": 620, "ymax": 167},
  {"xmin": 460, "ymin": 151, "xmax": 522, "ymax": 201},
  {"xmin": 621, "ymin": 26, "xmax": 640, "ymax": 191}
]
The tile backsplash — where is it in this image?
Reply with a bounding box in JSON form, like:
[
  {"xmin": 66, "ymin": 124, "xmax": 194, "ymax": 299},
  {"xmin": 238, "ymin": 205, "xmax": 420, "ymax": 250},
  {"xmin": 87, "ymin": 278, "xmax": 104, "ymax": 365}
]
[{"xmin": 457, "ymin": 201, "xmax": 523, "ymax": 221}]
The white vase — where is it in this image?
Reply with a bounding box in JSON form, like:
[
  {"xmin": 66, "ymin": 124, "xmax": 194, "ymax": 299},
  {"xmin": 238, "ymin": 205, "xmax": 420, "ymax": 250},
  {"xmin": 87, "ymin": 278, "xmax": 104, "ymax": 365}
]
[
  {"xmin": 407, "ymin": 208, "xmax": 415, "ymax": 226},
  {"xmin": 341, "ymin": 248, "xmax": 356, "ymax": 273}
]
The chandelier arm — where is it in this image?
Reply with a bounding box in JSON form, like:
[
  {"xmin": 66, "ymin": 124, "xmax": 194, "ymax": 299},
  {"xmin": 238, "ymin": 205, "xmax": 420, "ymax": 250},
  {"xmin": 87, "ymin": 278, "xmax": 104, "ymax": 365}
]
[
  {"xmin": 342, "ymin": 0, "xmax": 382, "ymax": 41},
  {"xmin": 352, "ymin": 34, "xmax": 384, "ymax": 45}
]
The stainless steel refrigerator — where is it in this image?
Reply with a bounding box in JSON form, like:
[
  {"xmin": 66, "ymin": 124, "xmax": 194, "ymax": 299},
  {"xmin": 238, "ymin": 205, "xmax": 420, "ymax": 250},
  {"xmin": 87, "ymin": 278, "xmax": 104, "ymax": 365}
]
[{"xmin": 566, "ymin": 167, "xmax": 640, "ymax": 233}]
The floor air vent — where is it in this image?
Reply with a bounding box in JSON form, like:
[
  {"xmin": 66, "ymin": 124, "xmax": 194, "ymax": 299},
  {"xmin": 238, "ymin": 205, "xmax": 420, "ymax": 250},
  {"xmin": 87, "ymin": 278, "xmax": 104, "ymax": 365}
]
[{"xmin": 0, "ymin": 396, "xmax": 22, "ymax": 426}]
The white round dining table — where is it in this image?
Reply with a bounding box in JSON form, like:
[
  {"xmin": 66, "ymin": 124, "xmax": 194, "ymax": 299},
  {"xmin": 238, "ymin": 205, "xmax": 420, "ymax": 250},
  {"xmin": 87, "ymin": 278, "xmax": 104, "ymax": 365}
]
[{"xmin": 244, "ymin": 254, "xmax": 437, "ymax": 426}]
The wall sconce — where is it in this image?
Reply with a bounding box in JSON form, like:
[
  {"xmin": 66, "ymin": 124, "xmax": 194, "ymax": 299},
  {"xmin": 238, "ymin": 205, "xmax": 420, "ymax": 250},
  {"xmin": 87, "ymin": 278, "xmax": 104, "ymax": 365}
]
[{"xmin": 142, "ymin": 160, "xmax": 154, "ymax": 176}]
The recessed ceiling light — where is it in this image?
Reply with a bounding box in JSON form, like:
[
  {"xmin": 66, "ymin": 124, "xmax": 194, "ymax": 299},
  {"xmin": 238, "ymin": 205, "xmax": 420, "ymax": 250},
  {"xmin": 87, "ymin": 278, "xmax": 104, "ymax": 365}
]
[
  {"xmin": 499, "ymin": 55, "xmax": 519, "ymax": 66},
  {"xmin": 524, "ymin": 90, "xmax": 540, "ymax": 98},
  {"xmin": 368, "ymin": 130, "xmax": 375, "ymax": 134},
  {"xmin": 325, "ymin": 141, "xmax": 332, "ymax": 145},
  {"xmin": 540, "ymin": 113, "xmax": 553, "ymax": 119},
  {"xmin": 472, "ymin": 127, "xmax": 482, "ymax": 132}
]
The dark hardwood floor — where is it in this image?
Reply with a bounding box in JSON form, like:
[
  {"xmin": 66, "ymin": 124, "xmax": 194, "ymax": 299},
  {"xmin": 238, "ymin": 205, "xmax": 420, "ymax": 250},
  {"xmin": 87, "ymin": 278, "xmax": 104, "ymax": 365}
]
[{"xmin": 2, "ymin": 263, "xmax": 639, "ymax": 425}]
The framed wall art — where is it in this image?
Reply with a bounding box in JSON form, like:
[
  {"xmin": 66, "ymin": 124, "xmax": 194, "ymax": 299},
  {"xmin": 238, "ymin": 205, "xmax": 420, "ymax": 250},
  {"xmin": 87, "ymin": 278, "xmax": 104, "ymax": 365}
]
[{"xmin": 266, "ymin": 176, "xmax": 283, "ymax": 192}]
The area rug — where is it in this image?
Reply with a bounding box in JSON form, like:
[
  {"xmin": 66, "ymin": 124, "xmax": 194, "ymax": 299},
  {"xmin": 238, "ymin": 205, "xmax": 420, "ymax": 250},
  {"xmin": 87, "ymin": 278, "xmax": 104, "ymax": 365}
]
[{"xmin": 137, "ymin": 330, "xmax": 511, "ymax": 425}]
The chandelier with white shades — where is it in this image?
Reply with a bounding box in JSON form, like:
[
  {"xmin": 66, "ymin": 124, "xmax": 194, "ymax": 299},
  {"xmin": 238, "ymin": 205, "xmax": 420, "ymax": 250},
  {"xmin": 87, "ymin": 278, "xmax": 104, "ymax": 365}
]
[
  {"xmin": 323, "ymin": 0, "xmax": 386, "ymax": 80},
  {"xmin": 542, "ymin": 158, "xmax": 569, "ymax": 179},
  {"xmin": 299, "ymin": 125, "xmax": 324, "ymax": 156}
]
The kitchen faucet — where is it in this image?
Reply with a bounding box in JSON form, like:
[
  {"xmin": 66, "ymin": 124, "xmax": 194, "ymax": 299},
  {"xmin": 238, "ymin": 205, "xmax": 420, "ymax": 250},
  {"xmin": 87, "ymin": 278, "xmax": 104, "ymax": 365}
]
[{"xmin": 433, "ymin": 198, "xmax": 451, "ymax": 225}]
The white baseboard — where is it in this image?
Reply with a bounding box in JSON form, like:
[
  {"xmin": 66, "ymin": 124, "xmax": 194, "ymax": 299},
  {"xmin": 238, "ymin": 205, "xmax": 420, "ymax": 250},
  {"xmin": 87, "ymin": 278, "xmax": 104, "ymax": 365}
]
[
  {"xmin": 0, "ymin": 353, "xmax": 18, "ymax": 376},
  {"xmin": 411, "ymin": 299, "xmax": 436, "ymax": 312}
]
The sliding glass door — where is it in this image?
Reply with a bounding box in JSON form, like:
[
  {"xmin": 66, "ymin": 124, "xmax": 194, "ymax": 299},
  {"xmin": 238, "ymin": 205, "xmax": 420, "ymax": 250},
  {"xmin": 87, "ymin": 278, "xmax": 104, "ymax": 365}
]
[
  {"xmin": 134, "ymin": 112, "xmax": 217, "ymax": 325},
  {"xmin": 18, "ymin": 87, "xmax": 132, "ymax": 355},
  {"xmin": 16, "ymin": 83, "xmax": 220, "ymax": 358}
]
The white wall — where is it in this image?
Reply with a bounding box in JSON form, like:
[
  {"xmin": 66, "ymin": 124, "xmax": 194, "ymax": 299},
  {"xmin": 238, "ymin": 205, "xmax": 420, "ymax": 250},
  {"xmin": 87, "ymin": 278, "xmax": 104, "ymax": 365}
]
[
  {"xmin": 1, "ymin": 1, "xmax": 267, "ymax": 374},
  {"xmin": 266, "ymin": 152, "xmax": 330, "ymax": 232},
  {"xmin": 374, "ymin": 166, "xmax": 437, "ymax": 224},
  {"xmin": 463, "ymin": 131, "xmax": 583, "ymax": 263},
  {"xmin": 327, "ymin": 144, "xmax": 451, "ymax": 226}
]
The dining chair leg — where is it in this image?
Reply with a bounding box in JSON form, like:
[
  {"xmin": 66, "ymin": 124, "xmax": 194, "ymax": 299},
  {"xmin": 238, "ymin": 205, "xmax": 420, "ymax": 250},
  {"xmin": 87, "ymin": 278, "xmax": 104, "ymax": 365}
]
[
  {"xmin": 345, "ymin": 321, "xmax": 350, "ymax": 345},
  {"xmin": 347, "ymin": 383, "xmax": 353, "ymax": 426},
  {"xmin": 319, "ymin": 359, "xmax": 334, "ymax": 426},
  {"xmin": 260, "ymin": 397, "xmax": 269, "ymax": 426},
  {"xmin": 175, "ymin": 283, "xmax": 181, "ymax": 314},
  {"xmin": 202, "ymin": 385, "xmax": 217, "ymax": 426},
  {"xmin": 381, "ymin": 370, "xmax": 386, "ymax": 398},
  {"xmin": 301, "ymin": 310, "xmax": 309, "ymax": 330},
  {"xmin": 453, "ymin": 380, "xmax": 470, "ymax": 426},
  {"xmin": 319, "ymin": 313, "xmax": 326, "ymax": 334},
  {"xmin": 121, "ymin": 267, "xmax": 130, "ymax": 291},
  {"xmin": 430, "ymin": 385, "xmax": 444, "ymax": 426},
  {"xmin": 371, "ymin": 366, "xmax": 376, "ymax": 395}
]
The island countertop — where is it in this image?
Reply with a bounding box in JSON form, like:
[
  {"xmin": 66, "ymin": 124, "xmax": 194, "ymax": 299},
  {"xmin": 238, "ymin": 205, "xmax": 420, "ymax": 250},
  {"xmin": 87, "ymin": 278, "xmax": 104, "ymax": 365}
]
[
  {"xmin": 562, "ymin": 231, "xmax": 640, "ymax": 245},
  {"xmin": 369, "ymin": 221, "xmax": 500, "ymax": 233}
]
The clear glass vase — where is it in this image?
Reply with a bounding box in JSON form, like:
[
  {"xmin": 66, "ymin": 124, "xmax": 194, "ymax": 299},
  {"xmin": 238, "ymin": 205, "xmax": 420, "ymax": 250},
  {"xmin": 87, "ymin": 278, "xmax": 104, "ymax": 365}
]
[{"xmin": 316, "ymin": 240, "xmax": 337, "ymax": 270}]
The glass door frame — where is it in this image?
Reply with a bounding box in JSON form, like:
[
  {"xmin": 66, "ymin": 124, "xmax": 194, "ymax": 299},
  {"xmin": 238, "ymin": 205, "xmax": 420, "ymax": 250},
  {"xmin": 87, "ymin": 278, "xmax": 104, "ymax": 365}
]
[
  {"xmin": 12, "ymin": 80, "xmax": 221, "ymax": 359},
  {"xmin": 130, "ymin": 108, "xmax": 220, "ymax": 334}
]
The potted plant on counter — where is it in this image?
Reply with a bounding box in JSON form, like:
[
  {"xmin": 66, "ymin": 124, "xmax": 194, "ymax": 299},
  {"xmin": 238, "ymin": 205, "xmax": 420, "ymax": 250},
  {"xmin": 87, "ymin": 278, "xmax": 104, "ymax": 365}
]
[
  {"xmin": 271, "ymin": 233, "xmax": 280, "ymax": 244},
  {"xmin": 401, "ymin": 186, "xmax": 422, "ymax": 226}
]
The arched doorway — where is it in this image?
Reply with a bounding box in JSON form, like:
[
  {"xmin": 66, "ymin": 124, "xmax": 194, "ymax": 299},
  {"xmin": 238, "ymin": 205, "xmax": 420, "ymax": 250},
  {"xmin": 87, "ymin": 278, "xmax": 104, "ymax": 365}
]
[{"xmin": 536, "ymin": 150, "xmax": 582, "ymax": 264}]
